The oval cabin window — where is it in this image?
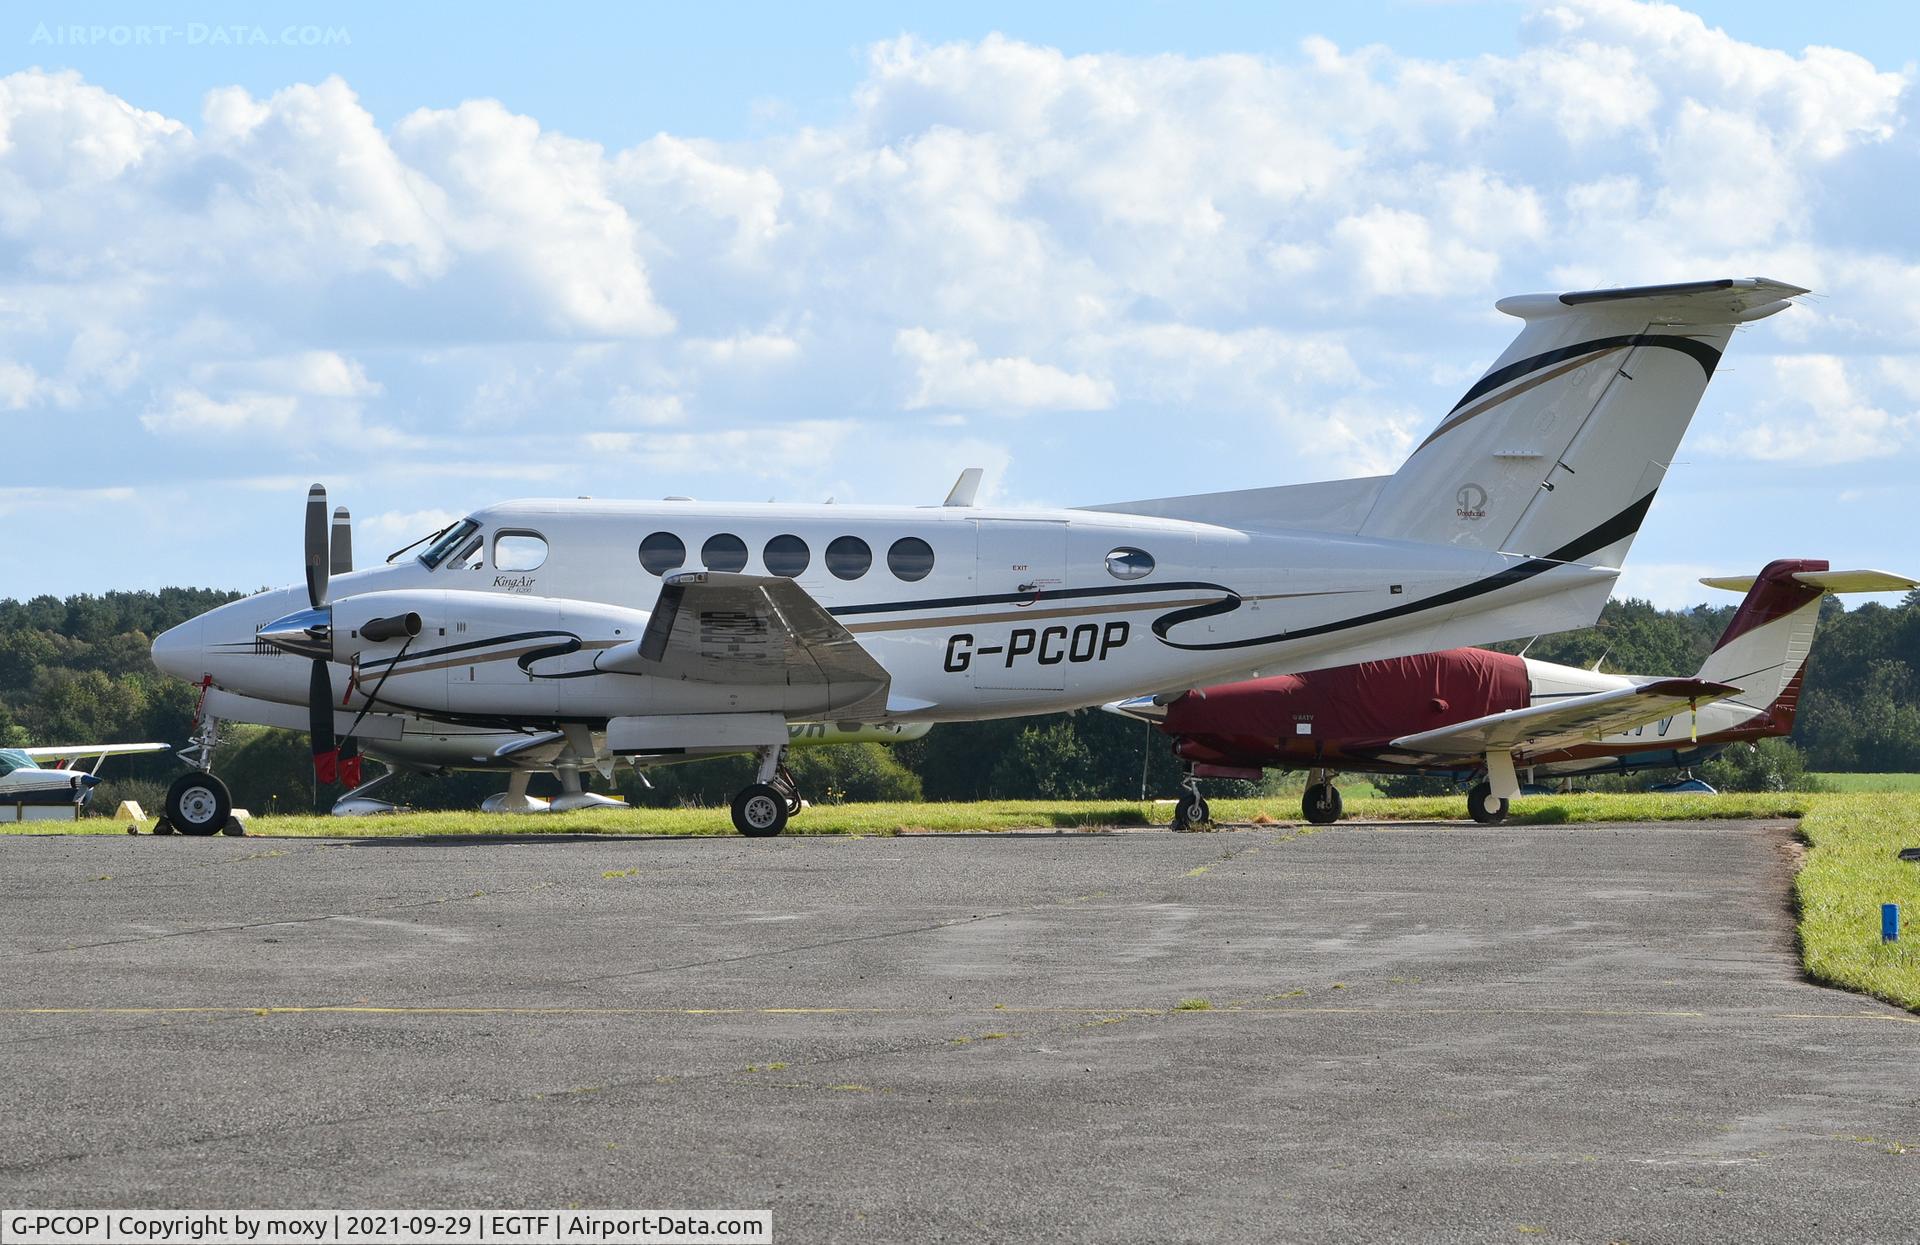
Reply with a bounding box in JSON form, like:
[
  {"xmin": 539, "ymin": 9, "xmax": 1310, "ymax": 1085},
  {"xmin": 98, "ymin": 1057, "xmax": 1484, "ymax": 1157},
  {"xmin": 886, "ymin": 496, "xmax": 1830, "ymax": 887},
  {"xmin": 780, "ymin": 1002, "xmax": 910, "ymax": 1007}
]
[
  {"xmin": 701, "ymin": 533, "xmax": 748, "ymax": 573},
  {"xmin": 887, "ymin": 536, "xmax": 935, "ymax": 582},
  {"xmin": 1105, "ymin": 547, "xmax": 1154, "ymax": 580},
  {"xmin": 764, "ymin": 534, "xmax": 810, "ymax": 578},
  {"xmin": 493, "ymin": 531, "xmax": 547, "ymax": 572},
  {"xmin": 638, "ymin": 531, "xmax": 685, "ymax": 576},
  {"xmin": 825, "ymin": 535, "xmax": 872, "ymax": 580}
]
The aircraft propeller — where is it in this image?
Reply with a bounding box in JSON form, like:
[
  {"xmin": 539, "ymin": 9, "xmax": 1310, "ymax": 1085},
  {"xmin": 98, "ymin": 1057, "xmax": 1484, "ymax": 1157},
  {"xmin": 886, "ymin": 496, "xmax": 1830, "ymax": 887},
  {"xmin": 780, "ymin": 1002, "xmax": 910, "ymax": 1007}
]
[
  {"xmin": 255, "ymin": 485, "xmax": 430, "ymax": 802},
  {"xmin": 303, "ymin": 485, "xmax": 343, "ymax": 798}
]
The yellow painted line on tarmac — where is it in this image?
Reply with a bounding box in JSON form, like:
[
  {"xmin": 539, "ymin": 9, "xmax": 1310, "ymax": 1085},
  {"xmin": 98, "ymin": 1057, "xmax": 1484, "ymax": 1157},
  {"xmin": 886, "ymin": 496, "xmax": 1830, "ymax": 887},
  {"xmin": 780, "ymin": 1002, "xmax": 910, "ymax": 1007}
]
[{"xmin": 2, "ymin": 1004, "xmax": 1911, "ymax": 1024}]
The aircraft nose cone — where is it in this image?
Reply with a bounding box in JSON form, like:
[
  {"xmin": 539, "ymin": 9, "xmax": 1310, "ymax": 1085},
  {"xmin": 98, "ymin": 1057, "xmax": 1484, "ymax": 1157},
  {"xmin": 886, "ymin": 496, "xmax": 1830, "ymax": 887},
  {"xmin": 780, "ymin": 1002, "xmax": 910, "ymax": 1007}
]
[
  {"xmin": 151, "ymin": 617, "xmax": 205, "ymax": 680},
  {"xmin": 258, "ymin": 606, "xmax": 333, "ymax": 658},
  {"xmin": 78, "ymin": 773, "xmax": 101, "ymax": 788}
]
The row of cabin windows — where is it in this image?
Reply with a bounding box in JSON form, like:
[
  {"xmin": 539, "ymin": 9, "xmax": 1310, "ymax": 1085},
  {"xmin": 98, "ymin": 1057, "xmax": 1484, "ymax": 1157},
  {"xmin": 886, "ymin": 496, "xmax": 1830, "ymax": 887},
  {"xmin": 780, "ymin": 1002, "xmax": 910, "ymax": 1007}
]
[
  {"xmin": 449, "ymin": 526, "xmax": 1153, "ymax": 584},
  {"xmin": 639, "ymin": 532, "xmax": 936, "ymax": 582},
  {"xmin": 637, "ymin": 533, "xmax": 1156, "ymax": 582}
]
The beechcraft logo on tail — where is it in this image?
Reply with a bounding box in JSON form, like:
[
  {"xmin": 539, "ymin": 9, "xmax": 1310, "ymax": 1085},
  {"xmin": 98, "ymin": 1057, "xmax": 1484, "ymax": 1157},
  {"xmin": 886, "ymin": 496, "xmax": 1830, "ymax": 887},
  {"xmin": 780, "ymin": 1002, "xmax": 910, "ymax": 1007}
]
[{"xmin": 1456, "ymin": 483, "xmax": 1488, "ymax": 520}]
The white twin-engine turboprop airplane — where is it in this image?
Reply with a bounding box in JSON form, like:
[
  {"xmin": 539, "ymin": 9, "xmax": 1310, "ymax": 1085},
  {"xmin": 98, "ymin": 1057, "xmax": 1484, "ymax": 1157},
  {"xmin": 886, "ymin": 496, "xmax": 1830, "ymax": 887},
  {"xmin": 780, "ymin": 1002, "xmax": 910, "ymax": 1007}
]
[{"xmin": 151, "ymin": 278, "xmax": 1805, "ymax": 835}]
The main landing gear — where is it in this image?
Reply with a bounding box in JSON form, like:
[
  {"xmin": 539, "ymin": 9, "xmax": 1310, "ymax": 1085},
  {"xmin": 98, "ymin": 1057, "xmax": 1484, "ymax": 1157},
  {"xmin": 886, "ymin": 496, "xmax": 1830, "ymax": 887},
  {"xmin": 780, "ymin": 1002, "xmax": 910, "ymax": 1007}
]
[
  {"xmin": 1171, "ymin": 768, "xmax": 1210, "ymax": 831},
  {"xmin": 1301, "ymin": 770, "xmax": 1343, "ymax": 825},
  {"xmin": 1466, "ymin": 781, "xmax": 1509, "ymax": 824},
  {"xmin": 732, "ymin": 746, "xmax": 804, "ymax": 837}
]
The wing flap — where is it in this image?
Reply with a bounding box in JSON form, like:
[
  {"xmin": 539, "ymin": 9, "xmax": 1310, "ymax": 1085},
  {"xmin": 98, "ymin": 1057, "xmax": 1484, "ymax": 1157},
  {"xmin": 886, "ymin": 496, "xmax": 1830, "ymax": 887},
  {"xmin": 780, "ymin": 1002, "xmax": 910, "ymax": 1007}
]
[
  {"xmin": 600, "ymin": 572, "xmax": 890, "ymax": 714},
  {"xmin": 1390, "ymin": 678, "xmax": 1741, "ymax": 758}
]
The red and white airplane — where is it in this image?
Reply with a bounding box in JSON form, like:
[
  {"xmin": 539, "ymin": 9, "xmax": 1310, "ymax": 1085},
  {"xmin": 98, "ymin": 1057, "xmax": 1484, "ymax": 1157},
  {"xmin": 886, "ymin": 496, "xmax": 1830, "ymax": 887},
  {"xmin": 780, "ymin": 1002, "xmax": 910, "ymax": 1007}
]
[{"xmin": 1110, "ymin": 560, "xmax": 1915, "ymax": 826}]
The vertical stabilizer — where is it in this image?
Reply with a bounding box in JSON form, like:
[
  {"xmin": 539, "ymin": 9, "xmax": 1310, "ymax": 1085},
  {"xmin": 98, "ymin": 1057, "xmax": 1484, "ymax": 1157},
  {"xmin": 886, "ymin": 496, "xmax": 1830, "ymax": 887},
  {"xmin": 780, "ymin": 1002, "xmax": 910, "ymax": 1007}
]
[
  {"xmin": 1696, "ymin": 562, "xmax": 1919, "ymax": 721},
  {"xmin": 1360, "ymin": 279, "xmax": 1807, "ymax": 567}
]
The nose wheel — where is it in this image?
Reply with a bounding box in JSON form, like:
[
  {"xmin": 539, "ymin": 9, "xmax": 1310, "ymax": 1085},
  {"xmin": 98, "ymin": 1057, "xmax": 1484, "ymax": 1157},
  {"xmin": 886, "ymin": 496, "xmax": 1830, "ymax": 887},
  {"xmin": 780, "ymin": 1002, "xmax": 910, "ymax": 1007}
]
[
  {"xmin": 1302, "ymin": 777, "xmax": 1343, "ymax": 825},
  {"xmin": 158, "ymin": 707, "xmax": 236, "ymax": 836},
  {"xmin": 164, "ymin": 772, "xmax": 233, "ymax": 837},
  {"xmin": 1170, "ymin": 768, "xmax": 1211, "ymax": 831}
]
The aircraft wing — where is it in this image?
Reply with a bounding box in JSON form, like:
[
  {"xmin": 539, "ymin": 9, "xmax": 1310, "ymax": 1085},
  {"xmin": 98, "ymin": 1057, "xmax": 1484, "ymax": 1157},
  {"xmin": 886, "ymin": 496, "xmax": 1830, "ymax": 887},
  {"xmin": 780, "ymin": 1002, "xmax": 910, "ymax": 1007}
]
[
  {"xmin": 20, "ymin": 743, "xmax": 171, "ymax": 764},
  {"xmin": 597, "ymin": 572, "xmax": 891, "ymax": 711},
  {"xmin": 1389, "ymin": 678, "xmax": 1742, "ymax": 759}
]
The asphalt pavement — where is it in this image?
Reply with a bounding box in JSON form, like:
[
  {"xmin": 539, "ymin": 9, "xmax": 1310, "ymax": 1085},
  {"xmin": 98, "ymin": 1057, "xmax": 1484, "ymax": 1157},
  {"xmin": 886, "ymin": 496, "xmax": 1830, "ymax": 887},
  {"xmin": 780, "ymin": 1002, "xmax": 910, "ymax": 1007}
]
[{"xmin": 3, "ymin": 819, "xmax": 1916, "ymax": 1242}]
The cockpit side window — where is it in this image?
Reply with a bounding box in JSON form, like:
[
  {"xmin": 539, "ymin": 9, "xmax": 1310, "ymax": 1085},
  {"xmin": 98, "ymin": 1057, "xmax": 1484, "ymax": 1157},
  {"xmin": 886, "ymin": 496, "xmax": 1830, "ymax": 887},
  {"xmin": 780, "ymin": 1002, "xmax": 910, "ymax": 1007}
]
[
  {"xmin": 418, "ymin": 518, "xmax": 481, "ymax": 570},
  {"xmin": 493, "ymin": 530, "xmax": 548, "ymax": 572},
  {"xmin": 0, "ymin": 748, "xmax": 31, "ymax": 776}
]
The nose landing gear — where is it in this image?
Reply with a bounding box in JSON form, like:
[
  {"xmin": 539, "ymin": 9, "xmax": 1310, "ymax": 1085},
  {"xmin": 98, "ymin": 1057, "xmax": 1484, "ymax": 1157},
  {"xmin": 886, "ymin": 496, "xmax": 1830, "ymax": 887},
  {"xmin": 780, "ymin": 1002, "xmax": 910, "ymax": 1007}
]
[
  {"xmin": 1301, "ymin": 771, "xmax": 1343, "ymax": 824},
  {"xmin": 161, "ymin": 708, "xmax": 236, "ymax": 836},
  {"xmin": 1171, "ymin": 767, "xmax": 1211, "ymax": 831},
  {"xmin": 164, "ymin": 771, "xmax": 233, "ymax": 836}
]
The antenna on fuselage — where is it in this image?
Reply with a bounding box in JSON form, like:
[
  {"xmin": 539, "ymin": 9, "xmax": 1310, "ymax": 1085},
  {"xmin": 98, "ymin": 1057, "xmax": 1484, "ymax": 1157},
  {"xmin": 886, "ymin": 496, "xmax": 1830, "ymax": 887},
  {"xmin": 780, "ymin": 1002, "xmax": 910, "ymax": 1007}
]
[{"xmin": 944, "ymin": 467, "xmax": 983, "ymax": 507}]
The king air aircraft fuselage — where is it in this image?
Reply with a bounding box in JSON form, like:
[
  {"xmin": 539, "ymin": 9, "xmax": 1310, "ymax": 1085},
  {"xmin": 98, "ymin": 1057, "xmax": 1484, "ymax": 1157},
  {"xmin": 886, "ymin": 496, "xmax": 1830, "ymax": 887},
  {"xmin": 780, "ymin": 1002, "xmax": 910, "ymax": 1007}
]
[{"xmin": 151, "ymin": 278, "xmax": 1807, "ymax": 834}]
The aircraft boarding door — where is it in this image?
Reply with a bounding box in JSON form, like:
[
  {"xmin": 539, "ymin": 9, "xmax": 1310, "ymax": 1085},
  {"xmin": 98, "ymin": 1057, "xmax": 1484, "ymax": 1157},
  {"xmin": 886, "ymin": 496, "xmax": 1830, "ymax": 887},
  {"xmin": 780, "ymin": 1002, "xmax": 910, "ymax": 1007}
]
[{"xmin": 970, "ymin": 519, "xmax": 1070, "ymax": 693}]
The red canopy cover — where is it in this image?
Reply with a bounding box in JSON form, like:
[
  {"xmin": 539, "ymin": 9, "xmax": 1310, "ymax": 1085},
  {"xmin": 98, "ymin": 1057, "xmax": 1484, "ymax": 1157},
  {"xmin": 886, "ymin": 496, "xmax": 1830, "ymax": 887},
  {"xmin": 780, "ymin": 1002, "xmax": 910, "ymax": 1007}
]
[{"xmin": 1166, "ymin": 648, "xmax": 1530, "ymax": 746}]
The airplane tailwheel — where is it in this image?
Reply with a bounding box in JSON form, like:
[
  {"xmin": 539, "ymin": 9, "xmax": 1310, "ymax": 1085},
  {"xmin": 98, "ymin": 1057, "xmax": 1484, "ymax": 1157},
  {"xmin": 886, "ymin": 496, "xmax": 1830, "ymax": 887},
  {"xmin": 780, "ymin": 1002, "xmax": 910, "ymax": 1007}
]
[
  {"xmin": 1302, "ymin": 781, "xmax": 1343, "ymax": 825},
  {"xmin": 1172, "ymin": 791, "xmax": 1210, "ymax": 831},
  {"xmin": 732, "ymin": 784, "xmax": 789, "ymax": 837},
  {"xmin": 165, "ymin": 772, "xmax": 232, "ymax": 837},
  {"xmin": 1466, "ymin": 781, "xmax": 1508, "ymax": 825}
]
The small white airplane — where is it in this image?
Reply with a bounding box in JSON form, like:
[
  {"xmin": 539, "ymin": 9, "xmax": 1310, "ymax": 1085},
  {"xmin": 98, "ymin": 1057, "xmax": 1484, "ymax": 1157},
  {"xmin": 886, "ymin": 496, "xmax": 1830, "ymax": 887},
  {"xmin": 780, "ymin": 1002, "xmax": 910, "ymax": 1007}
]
[
  {"xmin": 0, "ymin": 743, "xmax": 170, "ymax": 821},
  {"xmin": 151, "ymin": 277, "xmax": 1805, "ymax": 835}
]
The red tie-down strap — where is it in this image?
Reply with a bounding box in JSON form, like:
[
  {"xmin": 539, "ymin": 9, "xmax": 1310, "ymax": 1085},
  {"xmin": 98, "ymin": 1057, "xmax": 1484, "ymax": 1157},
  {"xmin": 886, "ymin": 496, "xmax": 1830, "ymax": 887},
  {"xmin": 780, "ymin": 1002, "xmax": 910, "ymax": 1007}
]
[
  {"xmin": 338, "ymin": 743, "xmax": 362, "ymax": 790},
  {"xmin": 314, "ymin": 748, "xmax": 340, "ymax": 786}
]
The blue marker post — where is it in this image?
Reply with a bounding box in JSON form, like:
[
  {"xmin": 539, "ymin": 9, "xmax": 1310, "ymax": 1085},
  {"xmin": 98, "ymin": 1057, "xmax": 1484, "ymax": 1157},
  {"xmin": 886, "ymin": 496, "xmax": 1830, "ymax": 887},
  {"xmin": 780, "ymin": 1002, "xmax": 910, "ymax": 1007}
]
[{"xmin": 1884, "ymin": 904, "xmax": 1900, "ymax": 943}]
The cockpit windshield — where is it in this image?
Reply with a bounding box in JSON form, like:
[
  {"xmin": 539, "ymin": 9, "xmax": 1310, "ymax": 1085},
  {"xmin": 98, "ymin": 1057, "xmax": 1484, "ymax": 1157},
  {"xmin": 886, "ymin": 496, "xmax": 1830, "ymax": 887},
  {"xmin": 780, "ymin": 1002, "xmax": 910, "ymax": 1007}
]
[
  {"xmin": 418, "ymin": 518, "xmax": 482, "ymax": 570},
  {"xmin": 0, "ymin": 748, "xmax": 35, "ymax": 776}
]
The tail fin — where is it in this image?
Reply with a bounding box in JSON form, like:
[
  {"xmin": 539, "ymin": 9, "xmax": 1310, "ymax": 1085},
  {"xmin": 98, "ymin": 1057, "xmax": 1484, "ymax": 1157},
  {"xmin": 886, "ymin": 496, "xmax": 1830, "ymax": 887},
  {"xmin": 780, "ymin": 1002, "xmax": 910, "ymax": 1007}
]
[
  {"xmin": 1696, "ymin": 562, "xmax": 1919, "ymax": 720},
  {"xmin": 1360, "ymin": 278, "xmax": 1807, "ymax": 566}
]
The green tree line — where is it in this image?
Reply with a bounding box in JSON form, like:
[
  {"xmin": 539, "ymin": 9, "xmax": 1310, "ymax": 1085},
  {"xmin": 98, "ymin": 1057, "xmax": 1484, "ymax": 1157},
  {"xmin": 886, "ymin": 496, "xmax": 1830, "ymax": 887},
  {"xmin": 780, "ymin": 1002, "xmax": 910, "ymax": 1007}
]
[{"xmin": 3, "ymin": 586, "xmax": 1916, "ymax": 813}]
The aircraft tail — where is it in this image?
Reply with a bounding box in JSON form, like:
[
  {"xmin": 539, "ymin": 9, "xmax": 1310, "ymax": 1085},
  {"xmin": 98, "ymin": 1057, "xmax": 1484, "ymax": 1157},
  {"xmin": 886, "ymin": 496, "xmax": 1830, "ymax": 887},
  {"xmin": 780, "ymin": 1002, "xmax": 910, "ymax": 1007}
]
[
  {"xmin": 1358, "ymin": 278, "xmax": 1808, "ymax": 567},
  {"xmin": 1695, "ymin": 561, "xmax": 1918, "ymax": 724}
]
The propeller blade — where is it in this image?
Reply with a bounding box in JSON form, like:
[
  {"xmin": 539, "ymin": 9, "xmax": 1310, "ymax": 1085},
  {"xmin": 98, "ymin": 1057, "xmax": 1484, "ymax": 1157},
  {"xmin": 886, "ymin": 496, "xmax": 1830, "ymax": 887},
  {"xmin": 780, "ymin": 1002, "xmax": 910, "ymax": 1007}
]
[
  {"xmin": 309, "ymin": 657, "xmax": 338, "ymax": 789},
  {"xmin": 304, "ymin": 483, "xmax": 329, "ymax": 609},
  {"xmin": 330, "ymin": 506, "xmax": 353, "ymax": 576}
]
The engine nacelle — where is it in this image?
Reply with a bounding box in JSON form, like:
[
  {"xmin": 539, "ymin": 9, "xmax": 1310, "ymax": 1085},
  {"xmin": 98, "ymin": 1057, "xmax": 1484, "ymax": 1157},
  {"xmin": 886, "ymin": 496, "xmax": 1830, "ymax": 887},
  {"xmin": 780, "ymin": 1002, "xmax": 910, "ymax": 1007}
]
[{"xmin": 332, "ymin": 589, "xmax": 652, "ymax": 716}]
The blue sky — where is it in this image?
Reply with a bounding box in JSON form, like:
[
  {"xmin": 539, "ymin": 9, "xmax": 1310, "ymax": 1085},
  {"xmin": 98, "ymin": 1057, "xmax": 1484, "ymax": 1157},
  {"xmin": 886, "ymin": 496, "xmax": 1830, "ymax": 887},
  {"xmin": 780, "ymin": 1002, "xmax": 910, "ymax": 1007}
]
[{"xmin": 6, "ymin": 1, "xmax": 1918, "ymax": 609}]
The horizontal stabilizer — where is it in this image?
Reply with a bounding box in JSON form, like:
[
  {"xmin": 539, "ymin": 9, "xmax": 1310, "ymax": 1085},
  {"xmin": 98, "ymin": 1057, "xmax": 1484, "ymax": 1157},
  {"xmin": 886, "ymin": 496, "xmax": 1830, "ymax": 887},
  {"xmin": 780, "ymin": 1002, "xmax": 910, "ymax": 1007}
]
[
  {"xmin": 1701, "ymin": 569, "xmax": 1919, "ymax": 595},
  {"xmin": 1389, "ymin": 677, "xmax": 1740, "ymax": 759}
]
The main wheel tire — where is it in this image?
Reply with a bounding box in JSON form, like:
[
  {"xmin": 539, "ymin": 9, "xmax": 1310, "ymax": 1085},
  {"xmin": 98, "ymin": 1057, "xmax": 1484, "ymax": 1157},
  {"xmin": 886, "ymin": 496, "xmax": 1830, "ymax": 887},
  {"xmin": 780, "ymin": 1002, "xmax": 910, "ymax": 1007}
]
[
  {"xmin": 1302, "ymin": 782, "xmax": 1343, "ymax": 825},
  {"xmin": 165, "ymin": 773, "xmax": 232, "ymax": 837},
  {"xmin": 1172, "ymin": 791, "xmax": 1210, "ymax": 830},
  {"xmin": 732, "ymin": 784, "xmax": 789, "ymax": 837},
  {"xmin": 1466, "ymin": 781, "xmax": 1508, "ymax": 824}
]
